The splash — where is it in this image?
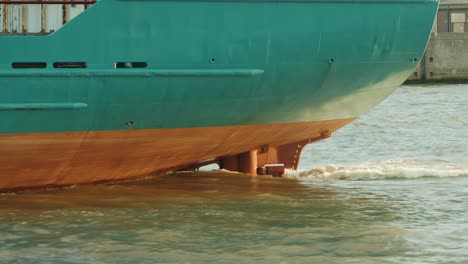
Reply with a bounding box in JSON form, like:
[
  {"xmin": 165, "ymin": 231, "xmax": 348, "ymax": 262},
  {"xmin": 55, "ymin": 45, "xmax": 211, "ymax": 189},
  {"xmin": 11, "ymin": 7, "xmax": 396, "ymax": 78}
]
[{"xmin": 286, "ymin": 160, "xmax": 468, "ymax": 181}]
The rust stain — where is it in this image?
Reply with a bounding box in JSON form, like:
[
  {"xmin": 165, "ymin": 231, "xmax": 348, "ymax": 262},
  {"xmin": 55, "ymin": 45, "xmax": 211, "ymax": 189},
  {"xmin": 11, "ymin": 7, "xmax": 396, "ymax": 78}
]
[
  {"xmin": 40, "ymin": 3, "xmax": 45, "ymax": 32},
  {"xmin": 21, "ymin": 4, "xmax": 27, "ymax": 32},
  {"xmin": 62, "ymin": 3, "xmax": 67, "ymax": 25},
  {"xmin": 2, "ymin": 4, "xmax": 8, "ymax": 33}
]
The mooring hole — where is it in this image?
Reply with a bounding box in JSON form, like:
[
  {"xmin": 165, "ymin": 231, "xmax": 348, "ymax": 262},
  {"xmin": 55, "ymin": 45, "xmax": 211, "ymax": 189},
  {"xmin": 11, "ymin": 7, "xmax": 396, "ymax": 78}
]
[
  {"xmin": 53, "ymin": 62, "xmax": 87, "ymax": 69},
  {"xmin": 114, "ymin": 62, "xmax": 148, "ymax": 69},
  {"xmin": 12, "ymin": 62, "xmax": 47, "ymax": 69}
]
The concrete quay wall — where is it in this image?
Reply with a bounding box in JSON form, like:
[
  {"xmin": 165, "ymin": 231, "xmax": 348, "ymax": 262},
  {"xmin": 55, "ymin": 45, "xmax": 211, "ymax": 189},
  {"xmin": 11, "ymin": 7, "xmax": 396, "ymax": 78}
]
[{"xmin": 407, "ymin": 33, "xmax": 468, "ymax": 83}]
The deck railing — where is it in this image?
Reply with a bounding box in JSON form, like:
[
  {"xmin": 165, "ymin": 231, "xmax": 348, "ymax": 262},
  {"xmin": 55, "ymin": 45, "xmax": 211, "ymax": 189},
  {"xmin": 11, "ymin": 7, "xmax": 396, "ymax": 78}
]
[{"xmin": 0, "ymin": 0, "xmax": 96, "ymax": 34}]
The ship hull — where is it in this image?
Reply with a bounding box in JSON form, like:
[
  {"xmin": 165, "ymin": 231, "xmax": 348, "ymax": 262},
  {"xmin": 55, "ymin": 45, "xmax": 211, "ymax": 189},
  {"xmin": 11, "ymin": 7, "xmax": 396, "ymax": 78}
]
[
  {"xmin": 0, "ymin": 118, "xmax": 354, "ymax": 191},
  {"xmin": 0, "ymin": 0, "xmax": 438, "ymax": 190}
]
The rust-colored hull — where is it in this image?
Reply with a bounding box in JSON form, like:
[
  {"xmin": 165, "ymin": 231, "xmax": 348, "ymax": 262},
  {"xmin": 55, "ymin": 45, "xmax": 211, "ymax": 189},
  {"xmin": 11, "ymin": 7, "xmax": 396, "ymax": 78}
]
[{"xmin": 0, "ymin": 118, "xmax": 354, "ymax": 191}]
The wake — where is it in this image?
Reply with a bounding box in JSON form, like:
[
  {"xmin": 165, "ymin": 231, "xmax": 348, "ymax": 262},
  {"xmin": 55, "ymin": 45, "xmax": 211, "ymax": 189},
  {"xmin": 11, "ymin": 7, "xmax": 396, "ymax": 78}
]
[{"xmin": 286, "ymin": 160, "xmax": 468, "ymax": 181}]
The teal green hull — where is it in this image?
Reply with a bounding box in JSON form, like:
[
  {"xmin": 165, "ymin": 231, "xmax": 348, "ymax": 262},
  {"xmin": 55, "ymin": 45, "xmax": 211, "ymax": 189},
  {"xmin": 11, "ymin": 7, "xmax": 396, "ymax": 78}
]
[{"xmin": 0, "ymin": 0, "xmax": 438, "ymax": 134}]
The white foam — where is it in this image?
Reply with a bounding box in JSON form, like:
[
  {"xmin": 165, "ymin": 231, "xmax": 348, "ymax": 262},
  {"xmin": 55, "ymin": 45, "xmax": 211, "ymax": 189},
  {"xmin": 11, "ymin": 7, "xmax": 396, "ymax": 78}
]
[{"xmin": 286, "ymin": 160, "xmax": 468, "ymax": 181}]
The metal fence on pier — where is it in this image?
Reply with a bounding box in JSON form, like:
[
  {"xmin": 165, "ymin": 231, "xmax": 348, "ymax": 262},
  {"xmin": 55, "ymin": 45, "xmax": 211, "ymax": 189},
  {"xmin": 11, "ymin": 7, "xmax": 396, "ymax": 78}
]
[{"xmin": 0, "ymin": 0, "xmax": 96, "ymax": 34}]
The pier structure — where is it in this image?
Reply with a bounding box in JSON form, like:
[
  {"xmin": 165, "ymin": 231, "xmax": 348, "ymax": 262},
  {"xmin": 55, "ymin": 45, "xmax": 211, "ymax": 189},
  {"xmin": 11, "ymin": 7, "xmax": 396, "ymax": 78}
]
[
  {"xmin": 408, "ymin": 0, "xmax": 468, "ymax": 83},
  {"xmin": 0, "ymin": 0, "xmax": 95, "ymax": 34}
]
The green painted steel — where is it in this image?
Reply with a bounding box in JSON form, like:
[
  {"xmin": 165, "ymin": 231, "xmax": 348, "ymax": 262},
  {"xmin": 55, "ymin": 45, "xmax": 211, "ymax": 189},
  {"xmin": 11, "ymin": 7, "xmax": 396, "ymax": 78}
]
[{"xmin": 0, "ymin": 0, "xmax": 438, "ymax": 134}]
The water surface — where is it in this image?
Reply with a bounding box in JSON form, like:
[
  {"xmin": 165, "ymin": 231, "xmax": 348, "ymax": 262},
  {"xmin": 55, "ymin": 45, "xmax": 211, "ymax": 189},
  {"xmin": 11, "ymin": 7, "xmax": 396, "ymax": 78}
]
[{"xmin": 1, "ymin": 85, "xmax": 467, "ymax": 263}]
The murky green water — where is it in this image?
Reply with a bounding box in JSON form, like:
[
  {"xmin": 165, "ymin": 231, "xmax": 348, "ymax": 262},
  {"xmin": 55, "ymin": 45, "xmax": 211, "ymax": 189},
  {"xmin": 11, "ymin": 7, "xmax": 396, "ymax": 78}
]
[{"xmin": 1, "ymin": 85, "xmax": 467, "ymax": 263}]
